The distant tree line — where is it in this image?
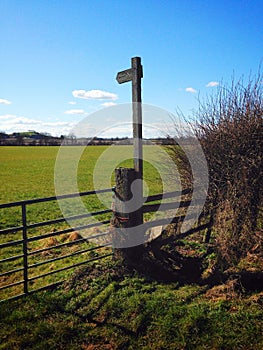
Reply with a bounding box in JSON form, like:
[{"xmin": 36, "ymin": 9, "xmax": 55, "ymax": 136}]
[
  {"xmin": 0, "ymin": 131, "xmax": 63, "ymax": 146},
  {"xmin": 0, "ymin": 131, "xmax": 178, "ymax": 146}
]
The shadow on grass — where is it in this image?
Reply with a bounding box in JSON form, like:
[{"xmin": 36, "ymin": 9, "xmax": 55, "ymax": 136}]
[{"xmin": 115, "ymin": 230, "xmax": 263, "ymax": 293}]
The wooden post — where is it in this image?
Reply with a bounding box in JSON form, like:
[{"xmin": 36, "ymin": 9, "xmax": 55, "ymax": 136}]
[
  {"xmin": 113, "ymin": 168, "xmax": 137, "ymax": 228},
  {"xmin": 113, "ymin": 57, "xmax": 144, "ymax": 262},
  {"xmin": 131, "ymin": 57, "xmax": 143, "ymax": 225},
  {"xmin": 116, "ymin": 56, "xmax": 143, "ymax": 226},
  {"xmin": 112, "ymin": 168, "xmax": 144, "ymax": 262}
]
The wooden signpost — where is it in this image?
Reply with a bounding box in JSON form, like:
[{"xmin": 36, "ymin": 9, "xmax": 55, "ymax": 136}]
[
  {"xmin": 116, "ymin": 68, "xmax": 134, "ymax": 84},
  {"xmin": 116, "ymin": 56, "xmax": 143, "ymax": 227}
]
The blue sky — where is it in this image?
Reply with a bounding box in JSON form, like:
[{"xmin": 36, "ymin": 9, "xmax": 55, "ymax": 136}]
[{"xmin": 1, "ymin": 0, "xmax": 262, "ymax": 137}]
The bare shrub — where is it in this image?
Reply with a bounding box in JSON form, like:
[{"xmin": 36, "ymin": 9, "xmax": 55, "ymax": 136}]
[
  {"xmin": 167, "ymin": 140, "xmax": 193, "ymax": 190},
  {"xmin": 194, "ymin": 73, "xmax": 263, "ymax": 267}
]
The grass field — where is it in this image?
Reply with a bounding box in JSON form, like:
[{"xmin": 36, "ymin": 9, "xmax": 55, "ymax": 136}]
[
  {"xmin": 0, "ymin": 146, "xmax": 263, "ymax": 349},
  {"xmin": 0, "ymin": 145, "xmax": 168, "ymax": 226},
  {"xmin": 0, "ymin": 145, "xmax": 166, "ymax": 204},
  {"xmin": 0, "ymin": 259, "xmax": 263, "ymax": 350},
  {"xmin": 0, "ymin": 145, "xmax": 169, "ymax": 300}
]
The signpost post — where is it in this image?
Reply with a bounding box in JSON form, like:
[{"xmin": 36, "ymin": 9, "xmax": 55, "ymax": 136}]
[{"xmin": 116, "ymin": 56, "xmax": 143, "ymax": 226}]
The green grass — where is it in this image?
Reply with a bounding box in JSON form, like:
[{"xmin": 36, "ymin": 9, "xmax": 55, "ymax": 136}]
[
  {"xmin": 0, "ymin": 145, "xmax": 166, "ymax": 204},
  {"xmin": 0, "ymin": 145, "xmax": 170, "ymax": 301},
  {"xmin": 0, "ymin": 146, "xmax": 262, "ymax": 348},
  {"xmin": 0, "ymin": 146, "xmax": 59, "ymax": 203},
  {"xmin": 0, "ymin": 259, "xmax": 262, "ymax": 350},
  {"xmin": 0, "ymin": 145, "xmax": 165, "ymax": 226},
  {"xmin": 0, "ymin": 145, "xmax": 168, "ymax": 231},
  {"xmin": 0, "ymin": 145, "xmax": 170, "ymax": 235}
]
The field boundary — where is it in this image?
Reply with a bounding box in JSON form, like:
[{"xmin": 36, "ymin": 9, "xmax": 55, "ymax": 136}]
[
  {"xmin": 0, "ymin": 188, "xmax": 114, "ymax": 303},
  {"xmin": 0, "ymin": 187, "xmax": 212, "ymax": 303}
]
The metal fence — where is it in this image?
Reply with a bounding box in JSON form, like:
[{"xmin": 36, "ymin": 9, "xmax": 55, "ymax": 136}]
[
  {"xmin": 0, "ymin": 188, "xmax": 114, "ymax": 303},
  {"xmin": 0, "ymin": 187, "xmax": 211, "ymax": 303}
]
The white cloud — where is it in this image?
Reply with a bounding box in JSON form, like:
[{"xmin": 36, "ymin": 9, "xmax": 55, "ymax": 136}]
[
  {"xmin": 101, "ymin": 102, "xmax": 117, "ymax": 108},
  {"xmin": 0, "ymin": 114, "xmax": 16, "ymax": 120},
  {"xmin": 72, "ymin": 89, "xmax": 118, "ymax": 100},
  {"xmin": 68, "ymin": 101, "xmax": 77, "ymax": 105},
  {"xmin": 64, "ymin": 109, "xmax": 86, "ymax": 115},
  {"xmin": 0, "ymin": 98, "xmax": 12, "ymax": 105},
  {"xmin": 106, "ymin": 117, "xmax": 116, "ymax": 122},
  {"xmin": 206, "ymin": 81, "xmax": 219, "ymax": 87},
  {"xmin": 99, "ymin": 124, "xmax": 132, "ymax": 138},
  {"xmin": 0, "ymin": 114, "xmax": 75, "ymax": 136},
  {"xmin": 185, "ymin": 87, "xmax": 197, "ymax": 93},
  {"xmin": 0, "ymin": 115, "xmax": 40, "ymax": 125}
]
